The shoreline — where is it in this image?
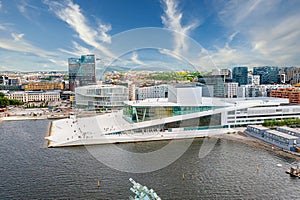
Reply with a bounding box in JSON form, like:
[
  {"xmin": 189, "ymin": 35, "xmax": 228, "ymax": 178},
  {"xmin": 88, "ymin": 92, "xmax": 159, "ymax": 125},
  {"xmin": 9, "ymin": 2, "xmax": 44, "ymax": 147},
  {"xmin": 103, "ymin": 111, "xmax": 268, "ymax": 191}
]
[{"xmin": 214, "ymin": 131, "xmax": 300, "ymax": 160}]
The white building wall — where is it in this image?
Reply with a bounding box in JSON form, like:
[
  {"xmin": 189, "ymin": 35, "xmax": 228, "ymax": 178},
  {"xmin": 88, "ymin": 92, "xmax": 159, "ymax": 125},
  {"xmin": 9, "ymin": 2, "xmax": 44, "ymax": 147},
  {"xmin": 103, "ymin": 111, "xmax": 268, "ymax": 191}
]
[
  {"xmin": 225, "ymin": 82, "xmax": 238, "ymax": 98},
  {"xmin": 168, "ymin": 86, "xmax": 202, "ymax": 105},
  {"xmin": 8, "ymin": 91, "xmax": 60, "ymax": 102}
]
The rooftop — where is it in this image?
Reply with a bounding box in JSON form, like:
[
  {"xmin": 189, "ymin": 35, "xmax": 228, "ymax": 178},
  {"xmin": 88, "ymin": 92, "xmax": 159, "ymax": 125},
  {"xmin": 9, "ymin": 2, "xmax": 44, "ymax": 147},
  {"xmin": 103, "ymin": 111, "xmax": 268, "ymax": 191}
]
[
  {"xmin": 76, "ymin": 84, "xmax": 126, "ymax": 90},
  {"xmin": 265, "ymin": 129, "xmax": 299, "ymax": 139},
  {"xmin": 277, "ymin": 126, "xmax": 300, "ymax": 134},
  {"xmin": 248, "ymin": 125, "xmax": 270, "ymax": 131}
]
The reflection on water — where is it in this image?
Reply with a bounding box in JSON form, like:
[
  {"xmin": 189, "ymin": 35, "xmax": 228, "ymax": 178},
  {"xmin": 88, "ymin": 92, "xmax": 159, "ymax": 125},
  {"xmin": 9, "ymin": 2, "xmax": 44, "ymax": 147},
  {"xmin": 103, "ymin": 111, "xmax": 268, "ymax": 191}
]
[{"xmin": 0, "ymin": 120, "xmax": 299, "ymax": 199}]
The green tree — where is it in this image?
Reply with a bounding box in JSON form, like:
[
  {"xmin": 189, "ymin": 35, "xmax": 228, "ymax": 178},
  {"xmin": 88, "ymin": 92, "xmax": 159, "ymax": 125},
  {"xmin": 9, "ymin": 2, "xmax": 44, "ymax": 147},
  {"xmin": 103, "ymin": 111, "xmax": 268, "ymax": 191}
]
[{"xmin": 0, "ymin": 97, "xmax": 9, "ymax": 107}]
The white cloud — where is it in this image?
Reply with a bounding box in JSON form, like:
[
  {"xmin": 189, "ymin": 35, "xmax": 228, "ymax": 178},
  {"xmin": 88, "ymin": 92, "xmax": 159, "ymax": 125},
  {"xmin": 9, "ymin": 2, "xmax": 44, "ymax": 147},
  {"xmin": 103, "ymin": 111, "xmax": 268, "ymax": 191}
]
[
  {"xmin": 0, "ymin": 1, "xmax": 2, "ymax": 11},
  {"xmin": 44, "ymin": 0, "xmax": 115, "ymax": 59},
  {"xmin": 58, "ymin": 41, "xmax": 91, "ymax": 57},
  {"xmin": 17, "ymin": 4, "xmax": 26, "ymax": 13},
  {"xmin": 131, "ymin": 51, "xmax": 146, "ymax": 66},
  {"xmin": 0, "ymin": 25, "xmax": 5, "ymax": 30},
  {"xmin": 11, "ymin": 33, "xmax": 24, "ymax": 41},
  {"xmin": 161, "ymin": 0, "xmax": 199, "ymax": 53},
  {"xmin": 211, "ymin": 0, "xmax": 300, "ymax": 67}
]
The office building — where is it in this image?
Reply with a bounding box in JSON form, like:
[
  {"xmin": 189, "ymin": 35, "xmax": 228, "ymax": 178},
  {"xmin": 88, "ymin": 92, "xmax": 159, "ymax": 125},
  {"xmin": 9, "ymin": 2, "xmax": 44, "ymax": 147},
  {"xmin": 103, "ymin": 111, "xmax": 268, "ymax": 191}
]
[
  {"xmin": 253, "ymin": 66, "xmax": 279, "ymax": 84},
  {"xmin": 24, "ymin": 82, "xmax": 64, "ymax": 91},
  {"xmin": 135, "ymin": 85, "xmax": 169, "ymax": 100},
  {"xmin": 270, "ymin": 88, "xmax": 300, "ymax": 104},
  {"xmin": 198, "ymin": 75, "xmax": 224, "ymax": 97},
  {"xmin": 211, "ymin": 68, "xmax": 232, "ymax": 82},
  {"xmin": 75, "ymin": 85, "xmax": 129, "ymax": 112},
  {"xmin": 68, "ymin": 55, "xmax": 96, "ymax": 92},
  {"xmin": 232, "ymin": 66, "xmax": 248, "ymax": 86}
]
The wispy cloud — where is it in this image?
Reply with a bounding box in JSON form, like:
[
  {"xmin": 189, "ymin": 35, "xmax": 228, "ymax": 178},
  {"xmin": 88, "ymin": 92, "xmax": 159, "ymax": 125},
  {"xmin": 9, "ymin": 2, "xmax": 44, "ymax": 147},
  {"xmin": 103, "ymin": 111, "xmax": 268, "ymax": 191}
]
[
  {"xmin": 44, "ymin": 0, "xmax": 115, "ymax": 59},
  {"xmin": 17, "ymin": 3, "xmax": 25, "ymax": 13},
  {"xmin": 58, "ymin": 41, "xmax": 91, "ymax": 57},
  {"xmin": 130, "ymin": 51, "xmax": 146, "ymax": 66},
  {"xmin": 11, "ymin": 33, "xmax": 24, "ymax": 41},
  {"xmin": 0, "ymin": 32, "xmax": 62, "ymax": 65},
  {"xmin": 0, "ymin": 1, "xmax": 2, "ymax": 11},
  {"xmin": 158, "ymin": 48, "xmax": 184, "ymax": 62},
  {"xmin": 161, "ymin": 0, "xmax": 199, "ymax": 53},
  {"xmin": 218, "ymin": 0, "xmax": 265, "ymax": 26},
  {"xmin": 17, "ymin": 0, "xmax": 43, "ymax": 22},
  {"xmin": 0, "ymin": 25, "xmax": 5, "ymax": 30},
  {"xmin": 210, "ymin": 0, "xmax": 300, "ymax": 67}
]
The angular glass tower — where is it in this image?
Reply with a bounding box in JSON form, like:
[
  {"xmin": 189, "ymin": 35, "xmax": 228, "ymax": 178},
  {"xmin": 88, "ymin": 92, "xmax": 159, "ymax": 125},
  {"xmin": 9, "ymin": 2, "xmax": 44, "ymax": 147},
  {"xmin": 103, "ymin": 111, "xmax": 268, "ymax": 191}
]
[{"xmin": 68, "ymin": 55, "xmax": 96, "ymax": 92}]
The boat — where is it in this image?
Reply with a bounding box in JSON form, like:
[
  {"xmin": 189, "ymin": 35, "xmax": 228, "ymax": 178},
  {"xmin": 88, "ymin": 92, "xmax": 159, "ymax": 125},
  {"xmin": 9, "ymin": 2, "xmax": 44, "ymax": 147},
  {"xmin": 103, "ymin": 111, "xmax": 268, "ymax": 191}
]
[
  {"xmin": 129, "ymin": 178, "xmax": 161, "ymax": 200},
  {"xmin": 285, "ymin": 166, "xmax": 300, "ymax": 178},
  {"xmin": 45, "ymin": 86, "xmax": 300, "ymax": 147}
]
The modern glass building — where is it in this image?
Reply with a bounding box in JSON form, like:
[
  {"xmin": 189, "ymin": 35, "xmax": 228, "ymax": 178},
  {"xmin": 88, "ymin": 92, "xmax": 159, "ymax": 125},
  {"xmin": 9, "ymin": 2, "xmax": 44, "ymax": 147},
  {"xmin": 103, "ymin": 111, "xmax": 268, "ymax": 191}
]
[
  {"xmin": 198, "ymin": 75, "xmax": 225, "ymax": 97},
  {"xmin": 68, "ymin": 55, "xmax": 96, "ymax": 92},
  {"xmin": 232, "ymin": 66, "xmax": 248, "ymax": 86},
  {"xmin": 253, "ymin": 66, "xmax": 279, "ymax": 84},
  {"xmin": 75, "ymin": 84, "xmax": 129, "ymax": 112}
]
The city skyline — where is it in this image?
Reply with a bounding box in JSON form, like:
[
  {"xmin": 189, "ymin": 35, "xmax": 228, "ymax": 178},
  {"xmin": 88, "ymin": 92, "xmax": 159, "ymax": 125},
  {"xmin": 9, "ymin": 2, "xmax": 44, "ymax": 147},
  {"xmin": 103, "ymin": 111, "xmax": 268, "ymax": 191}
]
[{"xmin": 1, "ymin": 0, "xmax": 300, "ymax": 71}]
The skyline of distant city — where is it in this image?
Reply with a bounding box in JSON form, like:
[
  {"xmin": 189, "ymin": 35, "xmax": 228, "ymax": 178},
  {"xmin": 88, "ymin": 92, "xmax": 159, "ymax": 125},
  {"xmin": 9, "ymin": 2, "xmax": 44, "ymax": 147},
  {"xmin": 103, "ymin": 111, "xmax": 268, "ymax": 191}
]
[{"xmin": 1, "ymin": 0, "xmax": 300, "ymax": 71}]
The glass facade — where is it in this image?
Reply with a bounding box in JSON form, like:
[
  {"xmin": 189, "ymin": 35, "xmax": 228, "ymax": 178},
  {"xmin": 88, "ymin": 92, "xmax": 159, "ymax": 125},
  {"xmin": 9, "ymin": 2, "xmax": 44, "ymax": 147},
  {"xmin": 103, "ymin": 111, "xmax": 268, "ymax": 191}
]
[
  {"xmin": 253, "ymin": 66, "xmax": 279, "ymax": 84},
  {"xmin": 123, "ymin": 105, "xmax": 223, "ymax": 123},
  {"xmin": 75, "ymin": 85, "xmax": 129, "ymax": 111},
  {"xmin": 232, "ymin": 66, "xmax": 248, "ymax": 86},
  {"xmin": 198, "ymin": 75, "xmax": 225, "ymax": 97},
  {"xmin": 68, "ymin": 55, "xmax": 96, "ymax": 91}
]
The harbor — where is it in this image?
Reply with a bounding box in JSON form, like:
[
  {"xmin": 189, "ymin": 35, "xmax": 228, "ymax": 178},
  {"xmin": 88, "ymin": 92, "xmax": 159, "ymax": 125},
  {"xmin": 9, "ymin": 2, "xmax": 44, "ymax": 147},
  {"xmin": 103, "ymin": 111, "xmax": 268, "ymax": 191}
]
[{"xmin": 1, "ymin": 119, "xmax": 299, "ymax": 199}]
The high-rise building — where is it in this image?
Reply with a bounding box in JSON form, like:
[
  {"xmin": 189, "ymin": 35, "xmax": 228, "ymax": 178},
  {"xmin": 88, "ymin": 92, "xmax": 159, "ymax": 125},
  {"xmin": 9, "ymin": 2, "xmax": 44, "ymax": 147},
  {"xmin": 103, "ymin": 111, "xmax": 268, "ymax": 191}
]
[
  {"xmin": 232, "ymin": 66, "xmax": 248, "ymax": 86},
  {"xmin": 198, "ymin": 75, "xmax": 224, "ymax": 97},
  {"xmin": 68, "ymin": 55, "xmax": 96, "ymax": 92},
  {"xmin": 283, "ymin": 67, "xmax": 300, "ymax": 85},
  {"xmin": 253, "ymin": 66, "xmax": 279, "ymax": 84},
  {"xmin": 211, "ymin": 68, "xmax": 232, "ymax": 82}
]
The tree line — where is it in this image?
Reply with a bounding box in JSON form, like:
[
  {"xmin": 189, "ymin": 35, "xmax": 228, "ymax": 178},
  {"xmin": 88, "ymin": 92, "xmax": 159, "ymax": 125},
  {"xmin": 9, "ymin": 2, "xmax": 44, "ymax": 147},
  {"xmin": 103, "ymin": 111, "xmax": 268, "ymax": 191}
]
[
  {"xmin": 263, "ymin": 118, "xmax": 300, "ymax": 127},
  {"xmin": 0, "ymin": 92, "xmax": 23, "ymax": 108}
]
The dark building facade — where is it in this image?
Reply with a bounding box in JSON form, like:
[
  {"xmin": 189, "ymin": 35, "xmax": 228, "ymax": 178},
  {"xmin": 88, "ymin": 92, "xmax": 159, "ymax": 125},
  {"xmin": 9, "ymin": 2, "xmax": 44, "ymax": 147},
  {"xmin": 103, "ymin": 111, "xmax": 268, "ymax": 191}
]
[
  {"xmin": 232, "ymin": 66, "xmax": 248, "ymax": 86},
  {"xmin": 198, "ymin": 75, "xmax": 224, "ymax": 97},
  {"xmin": 253, "ymin": 66, "xmax": 279, "ymax": 84},
  {"xmin": 68, "ymin": 55, "xmax": 96, "ymax": 92}
]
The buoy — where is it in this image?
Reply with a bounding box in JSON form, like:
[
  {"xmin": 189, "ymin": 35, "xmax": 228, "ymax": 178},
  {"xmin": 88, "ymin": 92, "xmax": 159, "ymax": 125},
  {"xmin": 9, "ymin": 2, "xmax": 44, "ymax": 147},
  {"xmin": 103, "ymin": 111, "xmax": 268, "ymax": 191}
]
[
  {"xmin": 277, "ymin": 164, "xmax": 282, "ymax": 167},
  {"xmin": 98, "ymin": 180, "xmax": 101, "ymax": 188},
  {"xmin": 182, "ymin": 172, "xmax": 185, "ymax": 181},
  {"xmin": 256, "ymin": 164, "xmax": 259, "ymax": 172}
]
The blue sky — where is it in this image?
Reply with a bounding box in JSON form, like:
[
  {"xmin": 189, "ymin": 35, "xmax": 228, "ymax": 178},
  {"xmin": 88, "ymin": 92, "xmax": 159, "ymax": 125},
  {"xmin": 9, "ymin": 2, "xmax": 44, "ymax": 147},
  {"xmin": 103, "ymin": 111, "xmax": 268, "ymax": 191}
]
[{"xmin": 1, "ymin": 0, "xmax": 300, "ymax": 72}]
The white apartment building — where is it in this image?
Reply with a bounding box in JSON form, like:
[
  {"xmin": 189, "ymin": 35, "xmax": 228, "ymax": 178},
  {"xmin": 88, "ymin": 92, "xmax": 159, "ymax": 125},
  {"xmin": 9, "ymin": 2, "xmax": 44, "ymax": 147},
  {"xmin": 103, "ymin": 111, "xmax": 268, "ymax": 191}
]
[{"xmin": 224, "ymin": 82, "xmax": 238, "ymax": 98}]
